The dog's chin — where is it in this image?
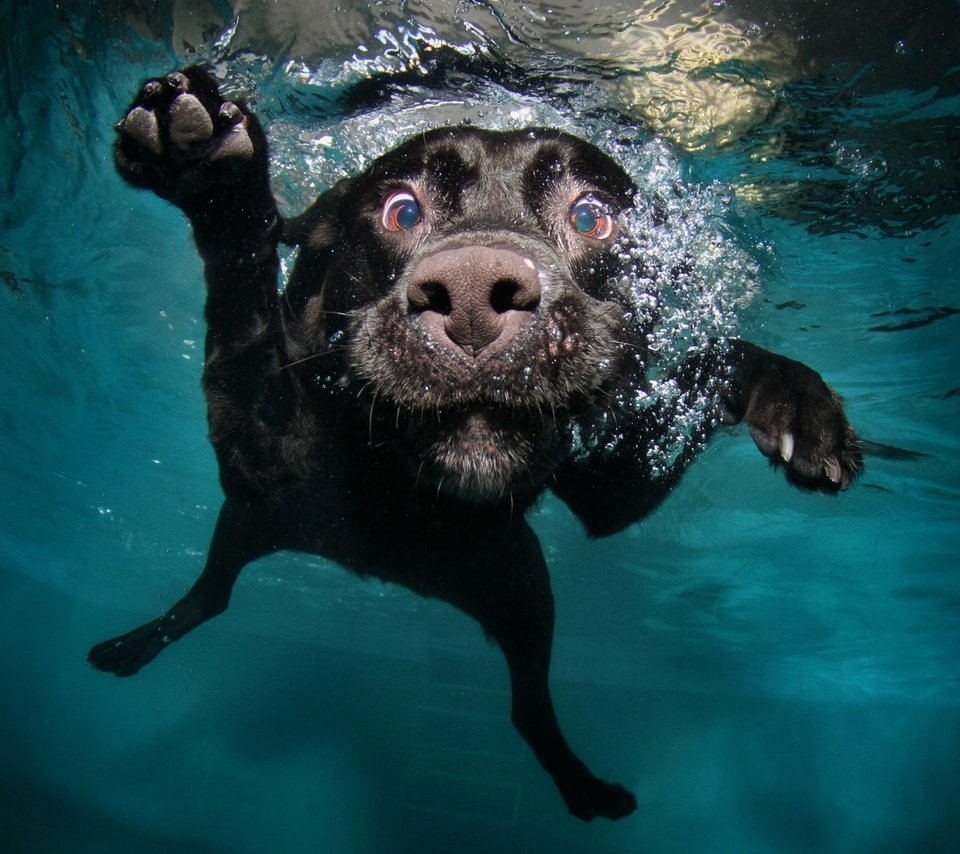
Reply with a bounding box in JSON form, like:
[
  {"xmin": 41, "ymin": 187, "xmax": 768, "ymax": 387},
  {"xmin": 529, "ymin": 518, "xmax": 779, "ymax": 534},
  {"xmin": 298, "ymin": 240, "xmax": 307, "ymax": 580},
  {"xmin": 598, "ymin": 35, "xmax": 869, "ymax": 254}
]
[{"xmin": 413, "ymin": 408, "xmax": 557, "ymax": 504}]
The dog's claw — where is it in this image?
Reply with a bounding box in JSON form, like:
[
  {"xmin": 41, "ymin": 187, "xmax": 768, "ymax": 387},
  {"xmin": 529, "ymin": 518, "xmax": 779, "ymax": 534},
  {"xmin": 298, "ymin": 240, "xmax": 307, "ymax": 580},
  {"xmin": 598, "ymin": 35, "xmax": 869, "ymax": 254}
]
[
  {"xmin": 141, "ymin": 79, "xmax": 163, "ymax": 102},
  {"xmin": 166, "ymin": 71, "xmax": 189, "ymax": 91},
  {"xmin": 779, "ymin": 430, "xmax": 794, "ymax": 462},
  {"xmin": 824, "ymin": 456, "xmax": 842, "ymax": 484},
  {"xmin": 218, "ymin": 101, "xmax": 242, "ymax": 126}
]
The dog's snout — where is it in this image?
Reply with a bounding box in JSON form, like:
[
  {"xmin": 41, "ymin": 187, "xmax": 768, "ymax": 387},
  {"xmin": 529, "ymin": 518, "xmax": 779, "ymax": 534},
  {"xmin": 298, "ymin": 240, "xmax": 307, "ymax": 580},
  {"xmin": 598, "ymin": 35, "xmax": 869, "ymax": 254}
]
[{"xmin": 407, "ymin": 246, "xmax": 541, "ymax": 356}]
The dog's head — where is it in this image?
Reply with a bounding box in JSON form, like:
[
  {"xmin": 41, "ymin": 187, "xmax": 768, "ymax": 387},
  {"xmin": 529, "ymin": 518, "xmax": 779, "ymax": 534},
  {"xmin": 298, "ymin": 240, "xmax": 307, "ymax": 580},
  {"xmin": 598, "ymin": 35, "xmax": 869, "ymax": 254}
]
[{"xmin": 289, "ymin": 127, "xmax": 645, "ymax": 502}]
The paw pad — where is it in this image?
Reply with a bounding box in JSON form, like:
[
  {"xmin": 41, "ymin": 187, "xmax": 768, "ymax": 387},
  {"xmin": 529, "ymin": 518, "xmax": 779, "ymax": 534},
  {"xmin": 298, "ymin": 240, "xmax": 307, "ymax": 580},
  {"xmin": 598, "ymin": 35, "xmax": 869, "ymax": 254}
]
[
  {"xmin": 167, "ymin": 93, "xmax": 214, "ymax": 148},
  {"xmin": 115, "ymin": 68, "xmax": 260, "ymax": 191},
  {"xmin": 121, "ymin": 105, "xmax": 161, "ymax": 154}
]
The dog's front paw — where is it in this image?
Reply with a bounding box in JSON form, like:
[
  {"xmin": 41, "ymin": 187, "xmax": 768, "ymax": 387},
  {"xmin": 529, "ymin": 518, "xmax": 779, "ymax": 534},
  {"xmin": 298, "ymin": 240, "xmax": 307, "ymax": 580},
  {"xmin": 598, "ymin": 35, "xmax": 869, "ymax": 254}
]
[
  {"xmin": 114, "ymin": 66, "xmax": 264, "ymax": 207},
  {"xmin": 731, "ymin": 350, "xmax": 862, "ymax": 491}
]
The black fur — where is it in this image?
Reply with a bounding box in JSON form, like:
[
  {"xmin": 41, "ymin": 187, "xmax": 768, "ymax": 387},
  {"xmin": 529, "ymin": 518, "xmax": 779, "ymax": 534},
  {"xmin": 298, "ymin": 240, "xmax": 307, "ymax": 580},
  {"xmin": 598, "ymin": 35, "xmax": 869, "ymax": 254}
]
[{"xmin": 89, "ymin": 67, "xmax": 862, "ymax": 822}]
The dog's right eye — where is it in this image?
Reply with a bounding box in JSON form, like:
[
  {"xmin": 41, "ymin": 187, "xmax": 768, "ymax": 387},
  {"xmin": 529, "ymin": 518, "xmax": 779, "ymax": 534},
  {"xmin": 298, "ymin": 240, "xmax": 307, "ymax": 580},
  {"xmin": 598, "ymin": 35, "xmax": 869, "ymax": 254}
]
[{"xmin": 381, "ymin": 191, "xmax": 422, "ymax": 232}]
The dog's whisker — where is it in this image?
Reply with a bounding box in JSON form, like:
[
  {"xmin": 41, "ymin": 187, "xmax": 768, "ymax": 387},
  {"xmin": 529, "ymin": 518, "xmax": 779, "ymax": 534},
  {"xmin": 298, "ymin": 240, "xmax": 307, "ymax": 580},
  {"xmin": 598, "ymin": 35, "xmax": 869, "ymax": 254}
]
[
  {"xmin": 279, "ymin": 348, "xmax": 344, "ymax": 370},
  {"xmin": 367, "ymin": 389, "xmax": 380, "ymax": 444}
]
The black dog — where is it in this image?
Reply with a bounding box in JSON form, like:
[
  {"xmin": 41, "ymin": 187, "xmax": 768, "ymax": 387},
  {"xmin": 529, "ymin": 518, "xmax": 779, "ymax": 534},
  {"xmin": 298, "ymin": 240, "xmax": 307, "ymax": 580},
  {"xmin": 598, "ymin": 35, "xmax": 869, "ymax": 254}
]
[{"xmin": 88, "ymin": 67, "xmax": 861, "ymax": 821}]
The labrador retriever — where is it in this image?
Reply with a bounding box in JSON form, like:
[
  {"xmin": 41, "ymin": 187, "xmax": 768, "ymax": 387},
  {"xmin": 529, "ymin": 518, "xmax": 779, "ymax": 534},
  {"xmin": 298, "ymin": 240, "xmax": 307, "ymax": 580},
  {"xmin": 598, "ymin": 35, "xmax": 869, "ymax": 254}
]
[{"xmin": 88, "ymin": 67, "xmax": 861, "ymax": 821}]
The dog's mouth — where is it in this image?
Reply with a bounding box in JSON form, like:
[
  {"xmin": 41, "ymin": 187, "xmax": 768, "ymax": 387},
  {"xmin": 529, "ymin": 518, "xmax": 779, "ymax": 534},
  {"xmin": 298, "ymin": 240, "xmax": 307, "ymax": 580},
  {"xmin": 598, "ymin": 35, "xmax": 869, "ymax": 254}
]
[
  {"xmin": 346, "ymin": 296, "xmax": 634, "ymax": 502},
  {"xmin": 398, "ymin": 403, "xmax": 560, "ymax": 503},
  {"xmin": 343, "ymin": 251, "xmax": 634, "ymax": 502}
]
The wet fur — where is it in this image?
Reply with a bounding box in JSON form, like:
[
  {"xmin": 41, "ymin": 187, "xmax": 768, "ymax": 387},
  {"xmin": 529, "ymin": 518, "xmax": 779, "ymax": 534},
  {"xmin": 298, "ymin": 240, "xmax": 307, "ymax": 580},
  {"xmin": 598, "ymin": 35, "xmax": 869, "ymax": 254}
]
[{"xmin": 89, "ymin": 67, "xmax": 861, "ymax": 822}]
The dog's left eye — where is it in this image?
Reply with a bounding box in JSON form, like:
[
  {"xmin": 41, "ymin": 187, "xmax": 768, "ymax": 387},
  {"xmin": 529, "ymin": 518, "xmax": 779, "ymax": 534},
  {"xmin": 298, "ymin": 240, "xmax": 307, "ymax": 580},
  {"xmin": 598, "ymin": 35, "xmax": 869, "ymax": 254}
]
[
  {"xmin": 381, "ymin": 191, "xmax": 423, "ymax": 232},
  {"xmin": 569, "ymin": 196, "xmax": 615, "ymax": 240}
]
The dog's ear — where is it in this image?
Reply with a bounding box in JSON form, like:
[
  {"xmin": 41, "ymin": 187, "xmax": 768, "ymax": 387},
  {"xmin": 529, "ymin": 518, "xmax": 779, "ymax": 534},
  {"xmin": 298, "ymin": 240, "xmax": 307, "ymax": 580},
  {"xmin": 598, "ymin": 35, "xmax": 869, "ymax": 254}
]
[
  {"xmin": 280, "ymin": 176, "xmax": 358, "ymax": 249},
  {"xmin": 281, "ymin": 177, "xmax": 359, "ymax": 317}
]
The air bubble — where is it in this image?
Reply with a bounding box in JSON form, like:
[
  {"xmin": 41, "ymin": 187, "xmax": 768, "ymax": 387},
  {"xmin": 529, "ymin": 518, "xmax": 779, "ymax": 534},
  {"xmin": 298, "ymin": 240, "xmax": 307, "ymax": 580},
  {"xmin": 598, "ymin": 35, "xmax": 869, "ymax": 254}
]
[
  {"xmin": 862, "ymin": 155, "xmax": 888, "ymax": 180},
  {"xmin": 604, "ymin": 144, "xmax": 754, "ymax": 480}
]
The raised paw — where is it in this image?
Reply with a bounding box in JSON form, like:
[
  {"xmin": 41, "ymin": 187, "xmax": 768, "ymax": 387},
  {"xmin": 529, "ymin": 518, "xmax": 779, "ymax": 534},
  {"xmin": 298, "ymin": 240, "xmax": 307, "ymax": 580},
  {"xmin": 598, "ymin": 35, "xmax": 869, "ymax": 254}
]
[{"xmin": 114, "ymin": 66, "xmax": 265, "ymax": 208}]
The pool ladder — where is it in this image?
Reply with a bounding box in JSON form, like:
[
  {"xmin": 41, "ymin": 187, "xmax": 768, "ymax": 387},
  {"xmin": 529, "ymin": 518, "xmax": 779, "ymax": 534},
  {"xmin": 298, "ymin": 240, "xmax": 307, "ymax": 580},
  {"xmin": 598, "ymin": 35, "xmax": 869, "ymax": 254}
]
[{"xmin": 402, "ymin": 640, "xmax": 524, "ymax": 825}]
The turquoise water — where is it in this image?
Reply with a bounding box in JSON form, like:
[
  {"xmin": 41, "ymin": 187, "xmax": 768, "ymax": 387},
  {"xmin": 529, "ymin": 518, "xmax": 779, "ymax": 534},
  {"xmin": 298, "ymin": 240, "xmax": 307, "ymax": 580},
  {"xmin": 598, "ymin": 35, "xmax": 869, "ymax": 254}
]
[{"xmin": 1, "ymin": 1, "xmax": 958, "ymax": 851}]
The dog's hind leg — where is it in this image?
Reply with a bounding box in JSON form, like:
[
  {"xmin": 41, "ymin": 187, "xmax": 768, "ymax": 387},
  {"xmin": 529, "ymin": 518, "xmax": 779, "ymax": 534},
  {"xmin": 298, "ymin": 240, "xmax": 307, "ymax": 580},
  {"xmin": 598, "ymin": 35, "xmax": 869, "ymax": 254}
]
[
  {"xmin": 87, "ymin": 500, "xmax": 275, "ymax": 676},
  {"xmin": 434, "ymin": 521, "xmax": 638, "ymax": 821},
  {"xmin": 490, "ymin": 569, "xmax": 638, "ymax": 821}
]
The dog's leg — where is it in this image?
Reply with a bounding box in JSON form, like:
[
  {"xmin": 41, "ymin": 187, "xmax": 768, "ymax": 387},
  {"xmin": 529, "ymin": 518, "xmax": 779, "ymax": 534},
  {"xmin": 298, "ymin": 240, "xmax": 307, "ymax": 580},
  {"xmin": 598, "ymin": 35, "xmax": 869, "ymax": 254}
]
[
  {"xmin": 114, "ymin": 67, "xmax": 297, "ymax": 499},
  {"xmin": 435, "ymin": 523, "xmax": 638, "ymax": 821},
  {"xmin": 87, "ymin": 500, "xmax": 275, "ymax": 676},
  {"xmin": 554, "ymin": 337, "xmax": 862, "ymax": 536},
  {"xmin": 721, "ymin": 339, "xmax": 862, "ymax": 489},
  {"xmin": 496, "ymin": 581, "xmax": 637, "ymax": 821}
]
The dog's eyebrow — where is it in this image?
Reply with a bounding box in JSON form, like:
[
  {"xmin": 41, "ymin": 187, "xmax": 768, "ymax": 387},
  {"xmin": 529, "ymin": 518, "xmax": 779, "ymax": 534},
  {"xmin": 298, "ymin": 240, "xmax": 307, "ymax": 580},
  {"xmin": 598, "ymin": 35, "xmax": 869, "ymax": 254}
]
[
  {"xmin": 522, "ymin": 144, "xmax": 567, "ymax": 214},
  {"xmin": 521, "ymin": 138, "xmax": 635, "ymax": 211},
  {"xmin": 567, "ymin": 148, "xmax": 636, "ymax": 207},
  {"xmin": 367, "ymin": 144, "xmax": 425, "ymax": 184},
  {"xmin": 423, "ymin": 146, "xmax": 477, "ymax": 212}
]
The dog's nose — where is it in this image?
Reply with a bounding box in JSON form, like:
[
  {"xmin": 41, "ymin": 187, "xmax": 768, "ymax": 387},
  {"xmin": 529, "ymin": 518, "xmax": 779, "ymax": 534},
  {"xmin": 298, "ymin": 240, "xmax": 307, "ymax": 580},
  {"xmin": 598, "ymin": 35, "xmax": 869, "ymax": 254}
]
[{"xmin": 407, "ymin": 246, "xmax": 541, "ymax": 356}]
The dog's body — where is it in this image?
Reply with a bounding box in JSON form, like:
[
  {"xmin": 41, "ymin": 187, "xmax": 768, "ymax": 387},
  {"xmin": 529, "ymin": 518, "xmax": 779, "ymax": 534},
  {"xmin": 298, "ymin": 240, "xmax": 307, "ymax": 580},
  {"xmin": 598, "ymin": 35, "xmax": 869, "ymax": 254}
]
[{"xmin": 89, "ymin": 67, "xmax": 861, "ymax": 821}]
